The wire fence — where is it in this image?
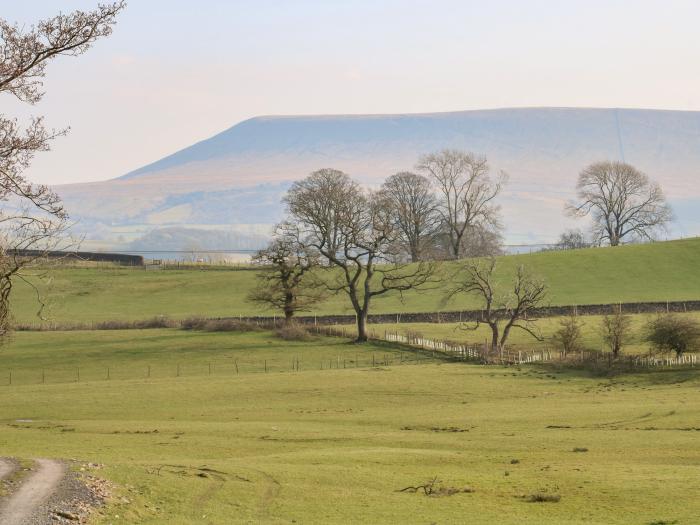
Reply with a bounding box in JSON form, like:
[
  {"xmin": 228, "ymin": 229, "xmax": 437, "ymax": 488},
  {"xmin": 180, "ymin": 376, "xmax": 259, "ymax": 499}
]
[{"xmin": 0, "ymin": 346, "xmax": 443, "ymax": 388}]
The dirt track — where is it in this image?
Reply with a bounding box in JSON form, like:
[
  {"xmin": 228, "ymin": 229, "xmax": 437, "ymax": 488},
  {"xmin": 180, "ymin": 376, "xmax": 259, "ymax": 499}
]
[{"xmin": 0, "ymin": 458, "xmax": 65, "ymax": 525}]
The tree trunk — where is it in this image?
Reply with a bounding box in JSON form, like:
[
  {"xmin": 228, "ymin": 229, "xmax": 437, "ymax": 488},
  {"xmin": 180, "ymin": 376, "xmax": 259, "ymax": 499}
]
[
  {"xmin": 452, "ymin": 237, "xmax": 461, "ymax": 260},
  {"xmin": 356, "ymin": 310, "xmax": 369, "ymax": 342},
  {"xmin": 490, "ymin": 324, "xmax": 499, "ymax": 355},
  {"xmin": 283, "ymin": 292, "xmax": 295, "ymax": 323}
]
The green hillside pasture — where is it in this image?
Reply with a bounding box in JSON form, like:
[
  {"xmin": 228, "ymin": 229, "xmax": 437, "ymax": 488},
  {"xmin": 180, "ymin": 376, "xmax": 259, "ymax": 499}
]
[
  {"xmin": 0, "ymin": 330, "xmax": 698, "ymax": 523},
  {"xmin": 0, "ymin": 330, "xmax": 412, "ymax": 386},
  {"xmin": 10, "ymin": 238, "xmax": 700, "ymax": 324},
  {"xmin": 364, "ymin": 312, "xmax": 700, "ymax": 355}
]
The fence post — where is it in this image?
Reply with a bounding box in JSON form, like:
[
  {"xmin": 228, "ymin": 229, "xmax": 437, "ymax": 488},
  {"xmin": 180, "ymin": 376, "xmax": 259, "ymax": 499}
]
[
  {"xmin": 264, "ymin": 360, "xmax": 267, "ymax": 373},
  {"xmin": 235, "ymin": 359, "xmax": 239, "ymax": 374}
]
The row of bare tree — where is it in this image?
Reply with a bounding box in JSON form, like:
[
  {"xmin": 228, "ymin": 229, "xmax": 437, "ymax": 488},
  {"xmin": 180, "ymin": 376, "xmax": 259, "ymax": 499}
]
[
  {"xmin": 249, "ymin": 152, "xmax": 675, "ymax": 345},
  {"xmin": 250, "ymin": 167, "xmax": 547, "ymax": 345}
]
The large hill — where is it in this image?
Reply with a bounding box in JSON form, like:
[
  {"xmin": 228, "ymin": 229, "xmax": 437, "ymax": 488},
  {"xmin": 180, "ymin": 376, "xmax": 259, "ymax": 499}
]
[{"xmin": 56, "ymin": 107, "xmax": 700, "ymax": 247}]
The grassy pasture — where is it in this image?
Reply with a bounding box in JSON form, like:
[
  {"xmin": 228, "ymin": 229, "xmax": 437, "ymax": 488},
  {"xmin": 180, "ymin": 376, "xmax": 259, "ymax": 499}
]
[
  {"xmin": 0, "ymin": 329, "xmax": 414, "ymax": 386},
  {"xmin": 10, "ymin": 238, "xmax": 700, "ymax": 324},
  {"xmin": 0, "ymin": 330, "xmax": 699, "ymax": 524}
]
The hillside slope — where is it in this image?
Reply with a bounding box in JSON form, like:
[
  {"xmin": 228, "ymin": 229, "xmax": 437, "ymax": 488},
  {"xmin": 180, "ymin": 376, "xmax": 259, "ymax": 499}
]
[
  {"xmin": 56, "ymin": 107, "xmax": 700, "ymax": 245},
  {"xmin": 12, "ymin": 238, "xmax": 700, "ymax": 324}
]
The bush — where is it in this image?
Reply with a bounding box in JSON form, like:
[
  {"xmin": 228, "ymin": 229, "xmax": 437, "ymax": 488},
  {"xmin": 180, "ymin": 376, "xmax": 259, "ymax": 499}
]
[
  {"xmin": 94, "ymin": 316, "xmax": 176, "ymax": 330},
  {"xmin": 600, "ymin": 306, "xmax": 632, "ymax": 356},
  {"xmin": 526, "ymin": 493, "xmax": 561, "ymax": 503},
  {"xmin": 645, "ymin": 314, "xmax": 700, "ymax": 357},
  {"xmin": 551, "ymin": 312, "xmax": 584, "ymax": 355},
  {"xmin": 274, "ymin": 323, "xmax": 312, "ymax": 341},
  {"xmin": 180, "ymin": 317, "xmax": 261, "ymax": 332},
  {"xmin": 180, "ymin": 316, "xmax": 209, "ymax": 331},
  {"xmin": 134, "ymin": 316, "xmax": 176, "ymax": 329},
  {"xmin": 202, "ymin": 319, "xmax": 261, "ymax": 332}
]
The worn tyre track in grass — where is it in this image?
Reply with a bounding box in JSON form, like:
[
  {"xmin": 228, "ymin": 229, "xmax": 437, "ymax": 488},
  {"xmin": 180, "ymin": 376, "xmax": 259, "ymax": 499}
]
[{"xmin": 0, "ymin": 459, "xmax": 64, "ymax": 525}]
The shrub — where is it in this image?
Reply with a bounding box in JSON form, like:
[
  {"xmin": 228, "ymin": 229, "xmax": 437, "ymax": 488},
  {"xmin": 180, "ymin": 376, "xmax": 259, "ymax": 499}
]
[
  {"xmin": 274, "ymin": 323, "xmax": 312, "ymax": 341},
  {"xmin": 645, "ymin": 314, "xmax": 700, "ymax": 357},
  {"xmin": 93, "ymin": 316, "xmax": 176, "ymax": 330},
  {"xmin": 180, "ymin": 316, "xmax": 209, "ymax": 331},
  {"xmin": 526, "ymin": 493, "xmax": 561, "ymax": 503},
  {"xmin": 551, "ymin": 312, "xmax": 584, "ymax": 356},
  {"xmin": 203, "ymin": 319, "xmax": 261, "ymax": 332},
  {"xmin": 180, "ymin": 317, "xmax": 260, "ymax": 332},
  {"xmin": 600, "ymin": 306, "xmax": 632, "ymax": 357},
  {"xmin": 135, "ymin": 316, "xmax": 176, "ymax": 329}
]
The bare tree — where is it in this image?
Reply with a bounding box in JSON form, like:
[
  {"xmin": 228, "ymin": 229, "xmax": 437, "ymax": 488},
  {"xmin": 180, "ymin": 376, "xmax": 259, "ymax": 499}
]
[
  {"xmin": 248, "ymin": 222, "xmax": 326, "ymax": 322},
  {"xmin": 567, "ymin": 161, "xmax": 673, "ymax": 246},
  {"xmin": 448, "ymin": 259, "xmax": 547, "ymax": 353},
  {"xmin": 430, "ymin": 223, "xmax": 503, "ymax": 259},
  {"xmin": 552, "ymin": 311, "xmax": 584, "ymax": 356},
  {"xmin": 0, "ymin": 2, "xmax": 125, "ymax": 336},
  {"xmin": 285, "ymin": 169, "xmax": 436, "ymax": 342},
  {"xmin": 600, "ymin": 305, "xmax": 632, "ymax": 357},
  {"xmin": 417, "ymin": 149, "xmax": 506, "ymax": 259},
  {"xmin": 555, "ymin": 228, "xmax": 589, "ymax": 250},
  {"xmin": 645, "ymin": 314, "xmax": 700, "ymax": 358},
  {"xmin": 379, "ymin": 172, "xmax": 438, "ymax": 262}
]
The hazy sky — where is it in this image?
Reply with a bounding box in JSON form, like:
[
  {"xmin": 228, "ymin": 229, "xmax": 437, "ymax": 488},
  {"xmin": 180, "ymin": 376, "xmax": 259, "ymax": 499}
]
[{"xmin": 5, "ymin": 0, "xmax": 700, "ymax": 185}]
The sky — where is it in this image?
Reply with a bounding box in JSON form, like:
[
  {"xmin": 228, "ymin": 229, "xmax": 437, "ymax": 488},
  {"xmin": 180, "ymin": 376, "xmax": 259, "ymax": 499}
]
[{"xmin": 4, "ymin": 0, "xmax": 700, "ymax": 185}]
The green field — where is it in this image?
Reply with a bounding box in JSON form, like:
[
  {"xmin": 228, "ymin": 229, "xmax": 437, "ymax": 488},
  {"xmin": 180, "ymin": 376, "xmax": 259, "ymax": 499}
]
[
  {"xmin": 3, "ymin": 239, "xmax": 699, "ymax": 523},
  {"xmin": 0, "ymin": 329, "xmax": 418, "ymax": 386},
  {"xmin": 0, "ymin": 329, "xmax": 698, "ymax": 524},
  {"xmin": 11, "ymin": 238, "xmax": 700, "ymax": 325}
]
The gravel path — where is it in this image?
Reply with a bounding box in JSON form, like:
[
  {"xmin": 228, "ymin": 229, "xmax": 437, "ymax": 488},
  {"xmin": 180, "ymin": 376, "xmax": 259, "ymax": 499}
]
[{"xmin": 0, "ymin": 459, "xmax": 65, "ymax": 525}]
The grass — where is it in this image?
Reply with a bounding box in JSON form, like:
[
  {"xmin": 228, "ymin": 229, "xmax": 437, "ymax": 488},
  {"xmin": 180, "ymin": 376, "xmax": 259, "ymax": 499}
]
[
  {"xmin": 0, "ymin": 329, "xmax": 698, "ymax": 523},
  {"xmin": 10, "ymin": 237, "xmax": 700, "ymax": 324},
  {"xmin": 0, "ymin": 329, "xmax": 415, "ymax": 386}
]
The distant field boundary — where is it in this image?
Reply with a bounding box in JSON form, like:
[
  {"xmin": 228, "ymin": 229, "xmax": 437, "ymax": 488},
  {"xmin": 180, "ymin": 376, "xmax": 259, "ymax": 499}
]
[
  {"xmin": 14, "ymin": 300, "xmax": 700, "ymax": 332},
  {"xmin": 231, "ymin": 300, "xmax": 700, "ymax": 326},
  {"xmin": 15, "ymin": 249, "xmax": 144, "ymax": 266}
]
